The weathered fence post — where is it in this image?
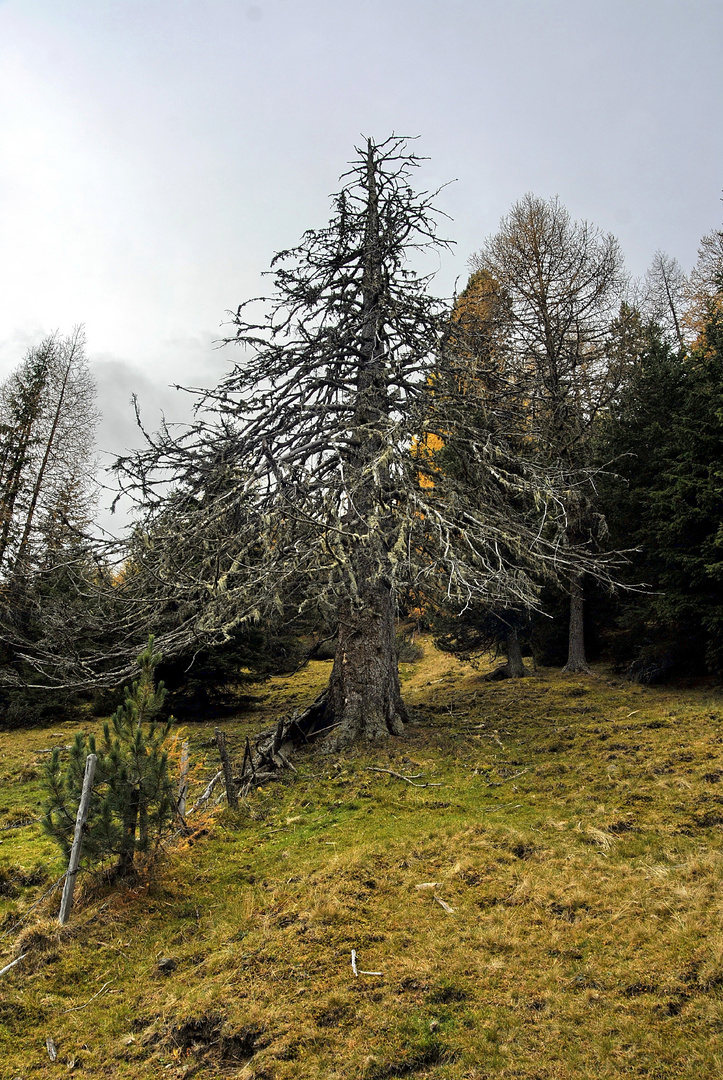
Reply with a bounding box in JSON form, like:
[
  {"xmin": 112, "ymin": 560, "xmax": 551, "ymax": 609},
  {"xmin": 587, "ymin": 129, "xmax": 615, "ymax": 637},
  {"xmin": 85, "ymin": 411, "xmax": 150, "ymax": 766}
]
[
  {"xmin": 178, "ymin": 740, "xmax": 190, "ymax": 821},
  {"xmin": 58, "ymin": 753, "xmax": 97, "ymax": 926},
  {"xmin": 214, "ymin": 728, "xmax": 238, "ymax": 810}
]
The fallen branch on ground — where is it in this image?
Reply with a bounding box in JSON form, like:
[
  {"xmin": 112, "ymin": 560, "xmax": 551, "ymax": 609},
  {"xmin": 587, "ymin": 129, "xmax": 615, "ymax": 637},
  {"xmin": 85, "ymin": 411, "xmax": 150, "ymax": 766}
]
[
  {"xmin": 187, "ymin": 770, "xmax": 223, "ymax": 816},
  {"xmin": 366, "ymin": 767, "xmax": 442, "ymax": 788},
  {"xmin": 62, "ymin": 981, "xmax": 112, "ymax": 1013},
  {"xmin": 236, "ymin": 692, "xmax": 336, "ymax": 795},
  {"xmin": 486, "ymin": 768, "xmax": 529, "ymax": 787},
  {"xmin": 480, "ymin": 802, "xmax": 523, "ymax": 814}
]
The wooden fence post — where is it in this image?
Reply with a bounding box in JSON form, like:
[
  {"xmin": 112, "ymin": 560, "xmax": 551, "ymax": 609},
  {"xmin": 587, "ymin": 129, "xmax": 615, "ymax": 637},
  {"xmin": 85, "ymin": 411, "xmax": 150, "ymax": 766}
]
[
  {"xmin": 58, "ymin": 753, "xmax": 97, "ymax": 926},
  {"xmin": 178, "ymin": 740, "xmax": 189, "ymax": 821},
  {"xmin": 214, "ymin": 729, "xmax": 238, "ymax": 810}
]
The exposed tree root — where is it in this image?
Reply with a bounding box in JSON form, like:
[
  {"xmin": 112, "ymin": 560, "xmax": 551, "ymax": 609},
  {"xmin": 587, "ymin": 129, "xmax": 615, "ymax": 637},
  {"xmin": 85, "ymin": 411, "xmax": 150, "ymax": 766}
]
[
  {"xmin": 236, "ymin": 690, "xmax": 334, "ymax": 795},
  {"xmin": 221, "ymin": 681, "xmax": 409, "ymax": 799},
  {"xmin": 484, "ymin": 661, "xmax": 530, "ymax": 681},
  {"xmin": 561, "ymin": 659, "xmax": 593, "ymax": 675}
]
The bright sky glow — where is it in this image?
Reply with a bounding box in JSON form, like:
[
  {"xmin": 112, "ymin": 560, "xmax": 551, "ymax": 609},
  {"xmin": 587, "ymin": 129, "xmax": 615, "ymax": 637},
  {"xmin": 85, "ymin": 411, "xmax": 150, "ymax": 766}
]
[{"xmin": 0, "ymin": 0, "xmax": 721, "ymax": 501}]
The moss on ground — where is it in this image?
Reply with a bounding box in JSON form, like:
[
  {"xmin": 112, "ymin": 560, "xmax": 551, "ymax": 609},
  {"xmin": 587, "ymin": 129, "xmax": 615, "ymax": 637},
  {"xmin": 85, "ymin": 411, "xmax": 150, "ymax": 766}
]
[{"xmin": 1, "ymin": 639, "xmax": 723, "ymax": 1078}]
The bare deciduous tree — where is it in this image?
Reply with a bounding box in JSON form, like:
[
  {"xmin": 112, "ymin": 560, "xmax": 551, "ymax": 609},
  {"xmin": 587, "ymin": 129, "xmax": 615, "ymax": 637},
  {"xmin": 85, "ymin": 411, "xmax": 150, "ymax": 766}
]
[
  {"xmin": 642, "ymin": 250, "xmax": 687, "ymax": 351},
  {"xmin": 0, "ymin": 329, "xmax": 100, "ymax": 710},
  {"xmin": 470, "ymin": 194, "xmax": 628, "ymax": 673},
  {"xmin": 0, "ymin": 327, "xmax": 98, "ymax": 578},
  {"xmin": 684, "ymin": 225, "xmax": 723, "ymax": 340}
]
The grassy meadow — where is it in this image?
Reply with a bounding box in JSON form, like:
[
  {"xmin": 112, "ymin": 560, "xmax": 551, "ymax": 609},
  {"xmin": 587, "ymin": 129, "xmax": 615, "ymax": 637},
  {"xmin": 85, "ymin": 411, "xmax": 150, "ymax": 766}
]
[{"xmin": 1, "ymin": 639, "xmax": 723, "ymax": 1078}]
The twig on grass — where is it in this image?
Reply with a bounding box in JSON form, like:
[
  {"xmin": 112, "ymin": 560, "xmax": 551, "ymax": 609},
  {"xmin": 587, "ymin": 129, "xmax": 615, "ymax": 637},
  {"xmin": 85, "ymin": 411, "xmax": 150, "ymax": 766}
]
[
  {"xmin": 0, "ymin": 953, "xmax": 27, "ymax": 978},
  {"xmin": 433, "ymin": 895, "xmax": 455, "ymax": 914},
  {"xmin": 351, "ymin": 949, "xmax": 382, "ymax": 976},
  {"xmin": 62, "ymin": 981, "xmax": 112, "ymax": 1013},
  {"xmin": 366, "ymin": 767, "xmax": 442, "ymax": 788},
  {"xmin": 486, "ymin": 768, "xmax": 529, "ymax": 788}
]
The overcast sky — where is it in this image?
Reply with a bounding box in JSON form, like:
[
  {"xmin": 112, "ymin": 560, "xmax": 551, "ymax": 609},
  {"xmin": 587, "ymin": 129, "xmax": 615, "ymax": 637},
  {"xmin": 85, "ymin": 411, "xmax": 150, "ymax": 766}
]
[{"xmin": 0, "ymin": 0, "xmax": 721, "ymax": 515}]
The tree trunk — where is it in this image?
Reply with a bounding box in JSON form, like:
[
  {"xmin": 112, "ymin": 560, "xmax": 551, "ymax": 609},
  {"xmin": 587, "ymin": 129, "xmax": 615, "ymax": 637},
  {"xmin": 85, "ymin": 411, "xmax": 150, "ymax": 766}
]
[
  {"xmin": 485, "ymin": 625, "xmax": 529, "ymax": 680},
  {"xmin": 323, "ymin": 141, "xmax": 407, "ymax": 750},
  {"xmin": 0, "ymin": 350, "xmax": 50, "ymax": 572},
  {"xmin": 117, "ymin": 788, "xmax": 140, "ymax": 878},
  {"xmin": 505, "ymin": 626, "xmax": 528, "ymax": 678},
  {"xmin": 562, "ymin": 575, "xmax": 592, "ymax": 674},
  {"xmin": 326, "ymin": 579, "xmax": 406, "ymax": 748}
]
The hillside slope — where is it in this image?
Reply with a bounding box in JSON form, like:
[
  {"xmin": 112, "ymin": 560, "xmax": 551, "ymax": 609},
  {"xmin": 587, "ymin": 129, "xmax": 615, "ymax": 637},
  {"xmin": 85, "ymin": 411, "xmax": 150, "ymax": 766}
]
[{"xmin": 1, "ymin": 640, "xmax": 723, "ymax": 1078}]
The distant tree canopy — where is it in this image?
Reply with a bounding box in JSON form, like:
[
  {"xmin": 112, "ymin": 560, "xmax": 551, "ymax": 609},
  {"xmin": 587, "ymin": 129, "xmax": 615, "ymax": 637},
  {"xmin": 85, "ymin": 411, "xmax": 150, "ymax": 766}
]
[{"xmin": 0, "ymin": 328, "xmax": 97, "ymax": 578}]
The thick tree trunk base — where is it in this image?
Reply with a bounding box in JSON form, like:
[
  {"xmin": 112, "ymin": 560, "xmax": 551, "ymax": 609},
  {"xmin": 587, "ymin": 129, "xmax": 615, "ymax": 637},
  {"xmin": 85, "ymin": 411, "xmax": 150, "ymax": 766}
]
[
  {"xmin": 485, "ymin": 661, "xmax": 529, "ymax": 681},
  {"xmin": 236, "ymin": 599, "xmax": 407, "ymax": 786},
  {"xmin": 324, "ymin": 587, "xmax": 407, "ymax": 750},
  {"xmin": 561, "ymin": 658, "xmax": 593, "ymax": 675},
  {"xmin": 234, "ymin": 585, "xmax": 407, "ymax": 790},
  {"xmin": 236, "ymin": 672, "xmax": 407, "ymax": 794}
]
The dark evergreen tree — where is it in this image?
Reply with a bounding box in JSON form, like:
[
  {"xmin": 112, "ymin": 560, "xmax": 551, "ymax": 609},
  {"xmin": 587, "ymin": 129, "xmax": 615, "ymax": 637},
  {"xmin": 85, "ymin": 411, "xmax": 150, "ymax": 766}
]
[
  {"xmin": 433, "ymin": 605, "xmax": 533, "ymax": 678},
  {"xmin": 600, "ymin": 305, "xmax": 723, "ymax": 680}
]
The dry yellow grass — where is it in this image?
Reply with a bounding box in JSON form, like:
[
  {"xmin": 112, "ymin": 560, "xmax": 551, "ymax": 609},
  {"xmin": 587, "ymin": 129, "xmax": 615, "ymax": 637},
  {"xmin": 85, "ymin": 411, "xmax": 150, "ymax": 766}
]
[{"xmin": 2, "ymin": 639, "xmax": 723, "ymax": 1078}]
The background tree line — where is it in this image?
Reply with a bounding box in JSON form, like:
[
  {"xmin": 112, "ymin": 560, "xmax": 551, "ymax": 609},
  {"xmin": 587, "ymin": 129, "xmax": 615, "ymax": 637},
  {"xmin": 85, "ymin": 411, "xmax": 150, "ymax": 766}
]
[{"xmin": 1, "ymin": 141, "xmax": 722, "ymax": 734}]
